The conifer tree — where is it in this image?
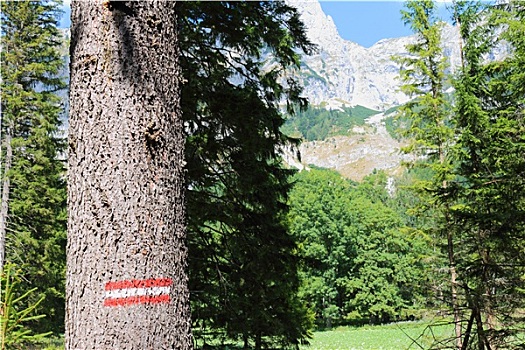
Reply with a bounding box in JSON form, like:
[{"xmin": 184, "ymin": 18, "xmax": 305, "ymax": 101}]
[
  {"xmin": 0, "ymin": 0, "xmax": 67, "ymax": 334},
  {"xmin": 178, "ymin": 2, "xmax": 314, "ymax": 347},
  {"xmin": 395, "ymin": 1, "xmax": 462, "ymax": 347},
  {"xmin": 450, "ymin": 1, "xmax": 525, "ymax": 347},
  {"xmin": 67, "ymin": 2, "xmax": 191, "ymax": 348}
]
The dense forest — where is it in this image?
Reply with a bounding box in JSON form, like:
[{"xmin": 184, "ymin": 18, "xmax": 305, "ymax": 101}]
[
  {"xmin": 281, "ymin": 105, "xmax": 379, "ymax": 141},
  {"xmin": 1, "ymin": 0, "xmax": 524, "ymax": 349}
]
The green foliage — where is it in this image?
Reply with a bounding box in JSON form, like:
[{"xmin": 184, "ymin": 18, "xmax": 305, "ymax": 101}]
[
  {"xmin": 1, "ymin": 263, "xmax": 51, "ymax": 350},
  {"xmin": 178, "ymin": 2, "xmax": 314, "ymax": 348},
  {"xmin": 289, "ymin": 169, "xmax": 355, "ymax": 328},
  {"xmin": 288, "ymin": 168, "xmax": 431, "ymax": 328},
  {"xmin": 393, "ymin": 8, "xmax": 456, "ymax": 291},
  {"xmin": 395, "ymin": 0, "xmax": 453, "ymax": 166},
  {"xmin": 384, "ymin": 112, "xmax": 411, "ymax": 140},
  {"xmin": 382, "ymin": 104, "xmax": 409, "ymax": 140},
  {"xmin": 383, "ymin": 105, "xmax": 402, "ymax": 116},
  {"xmin": 0, "ymin": 0, "xmax": 66, "ymax": 335},
  {"xmin": 344, "ymin": 199, "xmax": 429, "ymax": 324},
  {"xmin": 447, "ymin": 1, "xmax": 525, "ymax": 347},
  {"xmin": 281, "ymin": 105, "xmax": 379, "ymax": 141},
  {"xmin": 397, "ymin": 1, "xmax": 525, "ymax": 348}
]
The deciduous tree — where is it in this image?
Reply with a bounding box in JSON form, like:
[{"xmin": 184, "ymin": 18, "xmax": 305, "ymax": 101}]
[{"xmin": 288, "ymin": 169, "xmax": 429, "ymax": 327}]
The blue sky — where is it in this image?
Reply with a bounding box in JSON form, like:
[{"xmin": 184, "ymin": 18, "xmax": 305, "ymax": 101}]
[
  {"xmin": 320, "ymin": 1, "xmax": 453, "ymax": 47},
  {"xmin": 58, "ymin": 5, "xmax": 70, "ymax": 28},
  {"xmin": 59, "ymin": 1, "xmax": 453, "ymax": 48}
]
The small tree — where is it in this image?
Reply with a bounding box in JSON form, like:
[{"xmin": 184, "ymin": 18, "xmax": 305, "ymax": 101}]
[
  {"xmin": 1, "ymin": 263, "xmax": 51, "ymax": 349},
  {"xmin": 395, "ymin": 0, "xmax": 461, "ymax": 347}
]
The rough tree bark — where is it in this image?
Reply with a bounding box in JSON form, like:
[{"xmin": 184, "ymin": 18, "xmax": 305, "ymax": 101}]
[
  {"xmin": 447, "ymin": 220, "xmax": 462, "ymax": 350},
  {"xmin": 66, "ymin": 1, "xmax": 192, "ymax": 348},
  {"xmin": 0, "ymin": 123, "xmax": 13, "ymax": 272}
]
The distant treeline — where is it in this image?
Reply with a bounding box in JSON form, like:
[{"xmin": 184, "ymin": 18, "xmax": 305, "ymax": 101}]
[{"xmin": 282, "ymin": 105, "xmax": 379, "ymax": 141}]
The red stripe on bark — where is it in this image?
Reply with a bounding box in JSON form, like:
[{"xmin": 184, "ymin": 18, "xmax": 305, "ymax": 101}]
[{"xmin": 104, "ymin": 294, "xmax": 171, "ymax": 307}]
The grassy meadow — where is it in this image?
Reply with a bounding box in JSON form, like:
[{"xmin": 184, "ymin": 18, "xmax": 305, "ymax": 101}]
[{"xmin": 301, "ymin": 320, "xmax": 455, "ymax": 350}]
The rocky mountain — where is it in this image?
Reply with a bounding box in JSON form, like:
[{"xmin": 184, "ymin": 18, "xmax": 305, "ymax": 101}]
[
  {"xmin": 282, "ymin": 111, "xmax": 415, "ymax": 181},
  {"xmin": 283, "ymin": 1, "xmax": 508, "ymax": 180},
  {"xmin": 292, "ymin": 0, "xmax": 463, "ymax": 111}
]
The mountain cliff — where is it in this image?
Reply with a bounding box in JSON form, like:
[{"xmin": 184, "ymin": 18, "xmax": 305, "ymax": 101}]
[
  {"xmin": 284, "ymin": 1, "xmax": 509, "ymax": 180},
  {"xmin": 291, "ymin": 0, "xmax": 462, "ymax": 111}
]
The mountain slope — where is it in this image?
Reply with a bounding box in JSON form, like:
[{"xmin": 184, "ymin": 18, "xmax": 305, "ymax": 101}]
[
  {"xmin": 291, "ymin": 0, "xmax": 462, "ymax": 111},
  {"xmin": 291, "ymin": 112, "xmax": 413, "ymax": 181},
  {"xmin": 284, "ymin": 1, "xmax": 509, "ymax": 180}
]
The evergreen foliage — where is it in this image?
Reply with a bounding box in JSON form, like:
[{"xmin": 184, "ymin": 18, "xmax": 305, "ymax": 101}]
[
  {"xmin": 0, "ymin": 0, "xmax": 66, "ymax": 335},
  {"xmin": 394, "ymin": 1, "xmax": 463, "ymax": 347},
  {"xmin": 397, "ymin": 1, "xmax": 525, "ymax": 348},
  {"xmin": 3, "ymin": 1, "xmax": 525, "ymax": 346},
  {"xmin": 448, "ymin": 1, "xmax": 525, "ymax": 347},
  {"xmin": 396, "ymin": 0, "xmax": 453, "ymax": 164},
  {"xmin": 1, "ymin": 263, "xmax": 51, "ymax": 349},
  {"xmin": 178, "ymin": 2, "xmax": 314, "ymax": 347}
]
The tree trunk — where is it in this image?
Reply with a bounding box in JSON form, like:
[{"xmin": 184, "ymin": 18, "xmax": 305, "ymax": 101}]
[
  {"xmin": 480, "ymin": 234, "xmax": 498, "ymax": 350},
  {"xmin": 255, "ymin": 331, "xmax": 262, "ymax": 350},
  {"xmin": 0, "ymin": 123, "xmax": 13, "ymax": 271},
  {"xmin": 474, "ymin": 304, "xmax": 490, "ymax": 350},
  {"xmin": 66, "ymin": 1, "xmax": 191, "ymax": 349},
  {"xmin": 461, "ymin": 308, "xmax": 475, "ymax": 350},
  {"xmin": 447, "ymin": 225, "xmax": 463, "ymax": 350},
  {"xmin": 442, "ymin": 161, "xmax": 462, "ymax": 350}
]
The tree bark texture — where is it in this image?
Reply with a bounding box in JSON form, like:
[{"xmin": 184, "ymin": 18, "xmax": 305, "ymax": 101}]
[
  {"xmin": 66, "ymin": 1, "xmax": 191, "ymax": 349},
  {"xmin": 0, "ymin": 124, "xmax": 13, "ymax": 272}
]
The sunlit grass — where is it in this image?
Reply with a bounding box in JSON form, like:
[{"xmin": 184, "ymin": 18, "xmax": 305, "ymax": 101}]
[
  {"xmin": 301, "ymin": 320, "xmax": 455, "ymax": 350},
  {"xmin": 33, "ymin": 320, "xmax": 458, "ymax": 350}
]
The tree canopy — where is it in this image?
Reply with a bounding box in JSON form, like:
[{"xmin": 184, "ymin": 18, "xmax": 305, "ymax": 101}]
[
  {"xmin": 0, "ymin": 0, "xmax": 67, "ymax": 334},
  {"xmin": 288, "ymin": 168, "xmax": 431, "ymax": 327},
  {"xmin": 177, "ymin": 2, "xmax": 315, "ymax": 348}
]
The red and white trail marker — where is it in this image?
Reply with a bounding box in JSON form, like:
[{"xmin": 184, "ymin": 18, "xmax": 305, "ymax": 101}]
[{"xmin": 104, "ymin": 278, "xmax": 173, "ymax": 307}]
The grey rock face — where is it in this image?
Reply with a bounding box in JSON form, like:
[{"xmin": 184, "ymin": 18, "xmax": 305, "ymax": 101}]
[{"xmin": 290, "ymin": 0, "xmax": 465, "ymax": 110}]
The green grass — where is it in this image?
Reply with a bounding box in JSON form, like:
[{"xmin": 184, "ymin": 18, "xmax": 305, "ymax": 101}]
[
  {"xmin": 301, "ymin": 321, "xmax": 455, "ymax": 350},
  {"xmin": 29, "ymin": 320, "xmax": 457, "ymax": 350}
]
